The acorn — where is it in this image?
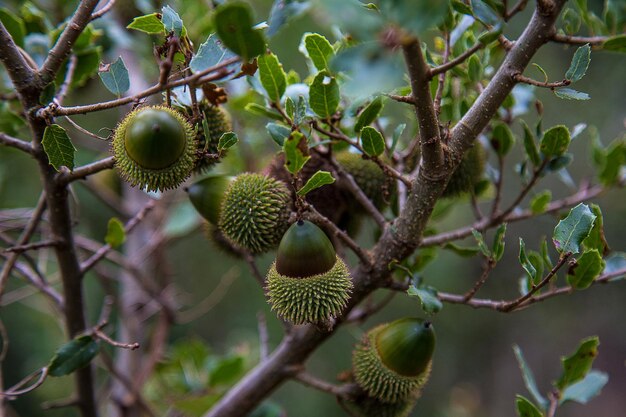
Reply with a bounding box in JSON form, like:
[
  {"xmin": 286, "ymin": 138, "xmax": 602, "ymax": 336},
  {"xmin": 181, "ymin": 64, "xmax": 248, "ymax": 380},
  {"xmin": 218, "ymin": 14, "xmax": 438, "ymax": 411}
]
[
  {"xmin": 193, "ymin": 103, "xmax": 232, "ymax": 173},
  {"xmin": 112, "ymin": 105, "xmax": 196, "ymax": 192},
  {"xmin": 218, "ymin": 173, "xmax": 291, "ymax": 254},
  {"xmin": 336, "ymin": 152, "xmax": 394, "ymax": 210},
  {"xmin": 442, "ymin": 143, "xmax": 486, "ymax": 198},
  {"xmin": 187, "ymin": 175, "xmax": 232, "ymax": 225},
  {"xmin": 352, "ymin": 318, "xmax": 435, "ymax": 404},
  {"xmin": 266, "ymin": 220, "xmax": 353, "ymax": 325}
]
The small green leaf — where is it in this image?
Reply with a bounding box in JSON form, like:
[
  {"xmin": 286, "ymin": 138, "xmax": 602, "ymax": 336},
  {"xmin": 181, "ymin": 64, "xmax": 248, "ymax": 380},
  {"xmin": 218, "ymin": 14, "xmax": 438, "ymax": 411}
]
[
  {"xmin": 565, "ymin": 44, "xmax": 591, "ymax": 82},
  {"xmin": 127, "ymin": 13, "xmax": 164, "ymax": 34},
  {"xmin": 309, "ymin": 71, "xmax": 339, "ymax": 119},
  {"xmin": 452, "ymin": 0, "xmax": 473, "ymax": 15},
  {"xmin": 407, "ymin": 285, "xmax": 443, "ymax": 315},
  {"xmin": 532, "ymin": 63, "xmax": 549, "ymax": 83},
  {"xmin": 513, "ymin": 345, "xmax": 548, "ymax": 409},
  {"xmin": 42, "ymin": 124, "xmax": 76, "ymax": 171},
  {"xmin": 540, "ymin": 125, "xmax": 571, "ymax": 157},
  {"xmin": 217, "ymin": 132, "xmax": 238, "ymax": 151},
  {"xmin": 285, "ymin": 96, "xmax": 295, "ymax": 119},
  {"xmin": 515, "ymin": 395, "xmax": 543, "ymax": 417},
  {"xmin": 553, "ymin": 203, "xmax": 597, "ymax": 255},
  {"xmin": 598, "ymin": 139, "xmax": 626, "ymax": 186},
  {"xmin": 492, "ymin": 223, "xmax": 507, "ymax": 262},
  {"xmin": 530, "ymin": 190, "xmax": 551, "ymax": 214},
  {"xmin": 521, "ymin": 120, "xmax": 541, "ymax": 166},
  {"xmin": 582, "ymin": 204, "xmax": 608, "ymax": 255},
  {"xmin": 267, "ymin": 0, "xmax": 311, "ymax": 37},
  {"xmin": 467, "ymin": 54, "xmax": 482, "ymax": 83},
  {"xmin": 209, "ymin": 355, "xmax": 245, "ymax": 387},
  {"xmin": 471, "ymin": 0, "xmax": 500, "ymax": 26},
  {"xmin": 472, "ymin": 229, "xmax": 491, "ymax": 257},
  {"xmin": 98, "ymin": 57, "xmax": 130, "ymax": 96},
  {"xmin": 567, "ymin": 249, "xmax": 605, "ymax": 289},
  {"xmin": 294, "ymin": 95, "xmax": 306, "ymax": 126},
  {"xmin": 491, "ymin": 122, "xmax": 515, "ymax": 156},
  {"xmin": 161, "ymin": 5, "xmax": 184, "ymax": 37},
  {"xmin": 519, "ymin": 239, "xmax": 537, "ymax": 281},
  {"xmin": 283, "ymin": 131, "xmax": 310, "ymax": 174},
  {"xmin": 560, "ymin": 370, "xmax": 608, "ymax": 404},
  {"xmin": 48, "ymin": 335, "xmax": 99, "ymax": 377},
  {"xmin": 477, "ymin": 24, "xmax": 503, "ymax": 45},
  {"xmin": 72, "ymin": 47, "xmax": 102, "ymax": 88},
  {"xmin": 105, "ymin": 217, "xmax": 125, "ymax": 248},
  {"xmin": 39, "ymin": 82, "xmax": 56, "ymax": 106},
  {"xmin": 266, "ymin": 123, "xmax": 291, "ymax": 147},
  {"xmin": 0, "ymin": 7, "xmax": 26, "ymax": 48},
  {"xmin": 390, "ymin": 123, "xmax": 405, "ymax": 153},
  {"xmin": 360, "ymin": 126, "xmax": 385, "ymax": 157},
  {"xmin": 258, "ymin": 52, "xmax": 287, "ymax": 103},
  {"xmin": 244, "ymin": 103, "xmax": 283, "ymax": 120},
  {"xmin": 602, "ymin": 34, "xmax": 626, "ymax": 52},
  {"xmin": 554, "ymin": 88, "xmax": 590, "ymax": 100},
  {"xmin": 214, "ymin": 2, "xmax": 266, "ymax": 62},
  {"xmin": 556, "ymin": 336, "xmax": 600, "ymax": 390},
  {"xmin": 443, "ymin": 243, "xmax": 481, "ymax": 258},
  {"xmin": 541, "ymin": 237, "xmax": 554, "ymax": 270},
  {"xmin": 190, "ymin": 35, "xmax": 237, "ymax": 74},
  {"xmin": 302, "ymin": 33, "xmax": 334, "ymax": 72},
  {"xmin": 354, "ymin": 96, "xmax": 384, "ymax": 133},
  {"xmin": 297, "ymin": 170, "xmax": 335, "ymax": 196}
]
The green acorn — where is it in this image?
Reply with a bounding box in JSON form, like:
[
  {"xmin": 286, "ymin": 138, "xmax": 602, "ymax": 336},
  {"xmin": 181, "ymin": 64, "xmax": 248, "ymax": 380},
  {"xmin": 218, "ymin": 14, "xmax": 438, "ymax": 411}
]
[
  {"xmin": 218, "ymin": 173, "xmax": 291, "ymax": 254},
  {"xmin": 112, "ymin": 105, "xmax": 196, "ymax": 192},
  {"xmin": 193, "ymin": 103, "xmax": 232, "ymax": 173},
  {"xmin": 352, "ymin": 318, "xmax": 435, "ymax": 404},
  {"xmin": 187, "ymin": 175, "xmax": 232, "ymax": 225},
  {"xmin": 442, "ymin": 143, "xmax": 486, "ymax": 198},
  {"xmin": 336, "ymin": 152, "xmax": 391, "ymax": 210},
  {"xmin": 266, "ymin": 220, "xmax": 353, "ymax": 325}
]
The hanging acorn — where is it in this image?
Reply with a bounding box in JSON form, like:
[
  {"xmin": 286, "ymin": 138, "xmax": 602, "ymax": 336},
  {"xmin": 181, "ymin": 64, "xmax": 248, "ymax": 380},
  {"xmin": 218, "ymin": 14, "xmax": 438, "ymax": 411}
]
[
  {"xmin": 193, "ymin": 103, "xmax": 232, "ymax": 173},
  {"xmin": 442, "ymin": 143, "xmax": 486, "ymax": 198},
  {"xmin": 266, "ymin": 220, "xmax": 353, "ymax": 325},
  {"xmin": 187, "ymin": 175, "xmax": 232, "ymax": 225}
]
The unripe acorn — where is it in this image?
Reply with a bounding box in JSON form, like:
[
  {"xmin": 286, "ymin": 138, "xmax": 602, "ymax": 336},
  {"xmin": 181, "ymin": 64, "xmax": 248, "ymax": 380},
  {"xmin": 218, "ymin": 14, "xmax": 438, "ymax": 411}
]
[
  {"xmin": 266, "ymin": 220, "xmax": 353, "ymax": 325},
  {"xmin": 193, "ymin": 103, "xmax": 232, "ymax": 173},
  {"xmin": 187, "ymin": 175, "xmax": 232, "ymax": 225},
  {"xmin": 218, "ymin": 173, "xmax": 291, "ymax": 254},
  {"xmin": 352, "ymin": 318, "xmax": 435, "ymax": 404},
  {"xmin": 336, "ymin": 152, "xmax": 393, "ymax": 210},
  {"xmin": 442, "ymin": 143, "xmax": 486, "ymax": 198},
  {"xmin": 112, "ymin": 105, "xmax": 196, "ymax": 192}
]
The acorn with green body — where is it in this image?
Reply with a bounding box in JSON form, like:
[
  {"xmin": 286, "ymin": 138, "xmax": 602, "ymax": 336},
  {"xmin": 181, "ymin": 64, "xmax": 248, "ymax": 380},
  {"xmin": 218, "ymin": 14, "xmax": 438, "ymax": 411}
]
[
  {"xmin": 442, "ymin": 143, "xmax": 486, "ymax": 198},
  {"xmin": 266, "ymin": 220, "xmax": 353, "ymax": 325},
  {"xmin": 193, "ymin": 103, "xmax": 232, "ymax": 173}
]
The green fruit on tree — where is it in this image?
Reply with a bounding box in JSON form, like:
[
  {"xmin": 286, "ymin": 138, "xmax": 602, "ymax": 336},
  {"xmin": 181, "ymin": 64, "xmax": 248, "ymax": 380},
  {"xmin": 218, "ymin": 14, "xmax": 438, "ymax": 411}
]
[
  {"xmin": 112, "ymin": 105, "xmax": 196, "ymax": 192},
  {"xmin": 336, "ymin": 152, "xmax": 392, "ymax": 210},
  {"xmin": 266, "ymin": 220, "xmax": 353, "ymax": 325},
  {"xmin": 352, "ymin": 318, "xmax": 435, "ymax": 404},
  {"xmin": 193, "ymin": 103, "xmax": 232, "ymax": 173},
  {"xmin": 218, "ymin": 173, "xmax": 291, "ymax": 254},
  {"xmin": 442, "ymin": 143, "xmax": 485, "ymax": 198},
  {"xmin": 187, "ymin": 175, "xmax": 232, "ymax": 225}
]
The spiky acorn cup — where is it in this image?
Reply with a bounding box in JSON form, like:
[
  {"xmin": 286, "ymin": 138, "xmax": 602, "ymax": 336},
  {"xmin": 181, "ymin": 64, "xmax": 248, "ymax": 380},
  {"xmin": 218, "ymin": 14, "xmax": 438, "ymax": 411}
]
[
  {"xmin": 193, "ymin": 103, "xmax": 232, "ymax": 173},
  {"xmin": 112, "ymin": 105, "xmax": 196, "ymax": 192},
  {"xmin": 266, "ymin": 220, "xmax": 353, "ymax": 325},
  {"xmin": 218, "ymin": 173, "xmax": 291, "ymax": 254},
  {"xmin": 336, "ymin": 152, "xmax": 392, "ymax": 210},
  {"xmin": 442, "ymin": 143, "xmax": 486, "ymax": 198},
  {"xmin": 352, "ymin": 318, "xmax": 435, "ymax": 404}
]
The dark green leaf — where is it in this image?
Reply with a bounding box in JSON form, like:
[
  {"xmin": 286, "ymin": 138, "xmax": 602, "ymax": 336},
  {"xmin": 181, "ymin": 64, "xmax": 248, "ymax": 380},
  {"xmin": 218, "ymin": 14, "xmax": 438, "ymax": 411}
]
[
  {"xmin": 379, "ymin": 0, "xmax": 448, "ymax": 35},
  {"xmin": 267, "ymin": 0, "xmax": 310, "ymax": 37},
  {"xmin": 283, "ymin": 131, "xmax": 310, "ymax": 174},
  {"xmin": 190, "ymin": 35, "xmax": 238, "ymax": 74},
  {"xmin": 560, "ymin": 370, "xmax": 608, "ymax": 405},
  {"xmin": 519, "ymin": 238, "xmax": 537, "ymax": 281},
  {"xmin": 556, "ymin": 336, "xmax": 600, "ymax": 390},
  {"xmin": 471, "ymin": 0, "xmax": 500, "ymax": 26},
  {"xmin": 42, "ymin": 124, "xmax": 76, "ymax": 171},
  {"xmin": 521, "ymin": 120, "xmax": 541, "ymax": 166},
  {"xmin": 297, "ymin": 170, "xmax": 335, "ymax": 196},
  {"xmin": 547, "ymin": 153, "xmax": 573, "ymax": 171},
  {"xmin": 582, "ymin": 204, "xmax": 608, "ymax": 255},
  {"xmin": 540, "ymin": 125, "xmax": 570, "ymax": 157},
  {"xmin": 303, "ymin": 33, "xmax": 334, "ymax": 72},
  {"xmin": 218, "ymin": 132, "xmax": 238, "ymax": 151},
  {"xmin": 407, "ymin": 285, "xmax": 443, "ymax": 315},
  {"xmin": 266, "ymin": 123, "xmax": 291, "ymax": 146},
  {"xmin": 467, "ymin": 54, "xmax": 482, "ymax": 83},
  {"xmin": 285, "ymin": 96, "xmax": 295, "ymax": 119},
  {"xmin": 48, "ymin": 335, "xmax": 99, "ymax": 377},
  {"xmin": 602, "ymin": 34, "xmax": 626, "ymax": 52},
  {"xmin": 411, "ymin": 246, "xmax": 438, "ymax": 272},
  {"xmin": 513, "ymin": 345, "xmax": 548, "ymax": 409},
  {"xmin": 39, "ymin": 82, "xmax": 56, "ymax": 106},
  {"xmin": 598, "ymin": 139, "xmax": 625, "ymax": 186},
  {"xmin": 541, "ymin": 237, "xmax": 554, "ymax": 270},
  {"xmin": 244, "ymin": 103, "xmax": 283, "ymax": 120},
  {"xmin": 354, "ymin": 96, "xmax": 384, "ymax": 133},
  {"xmin": 492, "ymin": 223, "xmax": 507, "ymax": 262},
  {"xmin": 0, "ymin": 8, "xmax": 26, "ymax": 48},
  {"xmin": 360, "ymin": 126, "xmax": 385, "ymax": 157},
  {"xmin": 530, "ymin": 190, "xmax": 551, "ymax": 214},
  {"xmin": 565, "ymin": 44, "xmax": 591, "ymax": 82},
  {"xmin": 553, "ymin": 203, "xmax": 597, "ymax": 255},
  {"xmin": 161, "ymin": 5, "xmax": 184, "ymax": 37},
  {"xmin": 98, "ymin": 57, "xmax": 130, "ymax": 96},
  {"xmin": 491, "ymin": 122, "xmax": 515, "ymax": 156},
  {"xmin": 105, "ymin": 217, "xmax": 125, "ymax": 248},
  {"xmin": 443, "ymin": 243, "xmax": 481, "ymax": 258},
  {"xmin": 452, "ymin": 0, "xmax": 473, "ymax": 15},
  {"xmin": 390, "ymin": 123, "xmax": 405, "ymax": 153},
  {"xmin": 72, "ymin": 47, "xmax": 102, "ymax": 88},
  {"xmin": 214, "ymin": 2, "xmax": 266, "ymax": 62},
  {"xmin": 477, "ymin": 24, "xmax": 503, "ymax": 45},
  {"xmin": 209, "ymin": 355, "xmax": 245, "ymax": 387},
  {"xmin": 258, "ymin": 53, "xmax": 287, "ymax": 102},
  {"xmin": 554, "ymin": 88, "xmax": 590, "ymax": 100},
  {"xmin": 515, "ymin": 395, "xmax": 543, "ymax": 417},
  {"xmin": 309, "ymin": 71, "xmax": 339, "ymax": 119},
  {"xmin": 472, "ymin": 229, "xmax": 491, "ymax": 257},
  {"xmin": 0, "ymin": 103, "xmax": 26, "ymax": 137},
  {"xmin": 294, "ymin": 95, "xmax": 306, "ymax": 125},
  {"xmin": 127, "ymin": 13, "xmax": 164, "ymax": 34},
  {"xmin": 567, "ymin": 249, "xmax": 605, "ymax": 289}
]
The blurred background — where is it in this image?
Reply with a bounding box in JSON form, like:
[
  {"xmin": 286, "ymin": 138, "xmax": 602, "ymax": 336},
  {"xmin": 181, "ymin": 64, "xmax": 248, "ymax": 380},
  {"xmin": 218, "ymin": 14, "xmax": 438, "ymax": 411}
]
[{"xmin": 0, "ymin": 1, "xmax": 624, "ymax": 416}]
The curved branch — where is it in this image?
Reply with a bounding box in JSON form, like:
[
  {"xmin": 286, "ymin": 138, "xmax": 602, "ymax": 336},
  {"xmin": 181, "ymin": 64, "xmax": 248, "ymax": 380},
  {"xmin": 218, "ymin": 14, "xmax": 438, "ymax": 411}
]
[{"xmin": 0, "ymin": 132, "xmax": 32, "ymax": 154}]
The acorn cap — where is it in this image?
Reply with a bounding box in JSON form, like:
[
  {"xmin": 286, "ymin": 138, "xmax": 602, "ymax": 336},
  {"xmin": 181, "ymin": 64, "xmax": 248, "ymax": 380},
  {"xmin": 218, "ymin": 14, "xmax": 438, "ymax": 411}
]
[
  {"xmin": 275, "ymin": 220, "xmax": 336, "ymax": 278},
  {"xmin": 442, "ymin": 143, "xmax": 485, "ymax": 198},
  {"xmin": 113, "ymin": 105, "xmax": 196, "ymax": 191},
  {"xmin": 187, "ymin": 175, "xmax": 232, "ymax": 225},
  {"xmin": 194, "ymin": 104, "xmax": 232, "ymax": 173},
  {"xmin": 218, "ymin": 173, "xmax": 291, "ymax": 254},
  {"xmin": 352, "ymin": 322, "xmax": 433, "ymax": 403},
  {"xmin": 375, "ymin": 318, "xmax": 435, "ymax": 377},
  {"xmin": 266, "ymin": 256, "xmax": 353, "ymax": 325}
]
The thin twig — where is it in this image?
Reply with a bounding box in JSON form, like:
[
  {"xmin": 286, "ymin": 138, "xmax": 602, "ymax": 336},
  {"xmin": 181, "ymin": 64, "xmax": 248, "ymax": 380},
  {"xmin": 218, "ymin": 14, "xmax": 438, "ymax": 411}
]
[
  {"xmin": 430, "ymin": 42, "xmax": 485, "ymax": 77},
  {"xmin": 4, "ymin": 239, "xmax": 61, "ymax": 253},
  {"xmin": 463, "ymin": 258, "xmax": 496, "ymax": 301},
  {"xmin": 292, "ymin": 371, "xmax": 357, "ymax": 399},
  {"xmin": 514, "ymin": 73, "xmax": 571, "ymax": 88},
  {"xmin": 55, "ymin": 55, "xmax": 78, "ymax": 105},
  {"xmin": 0, "ymin": 132, "xmax": 32, "ymax": 154},
  {"xmin": 505, "ymin": 0, "xmax": 529, "ymax": 21},
  {"xmin": 551, "ymin": 33, "xmax": 607, "ymax": 46},
  {"xmin": 63, "ymin": 116, "xmax": 110, "ymax": 141},
  {"xmin": 90, "ymin": 0, "xmax": 117, "ymax": 21},
  {"xmin": 59, "ymin": 156, "xmax": 115, "ymax": 184},
  {"xmin": 0, "ymin": 367, "xmax": 48, "ymax": 398},
  {"xmin": 433, "ymin": 33, "xmax": 450, "ymax": 117},
  {"xmin": 93, "ymin": 328, "xmax": 140, "ymax": 350}
]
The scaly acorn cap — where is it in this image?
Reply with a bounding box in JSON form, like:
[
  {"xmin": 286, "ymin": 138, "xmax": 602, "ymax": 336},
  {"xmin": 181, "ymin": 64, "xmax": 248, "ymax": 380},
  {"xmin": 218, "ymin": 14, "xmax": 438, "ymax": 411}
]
[
  {"xmin": 194, "ymin": 103, "xmax": 232, "ymax": 173},
  {"xmin": 352, "ymin": 319, "xmax": 434, "ymax": 403},
  {"xmin": 442, "ymin": 143, "xmax": 486, "ymax": 198},
  {"xmin": 112, "ymin": 105, "xmax": 196, "ymax": 192},
  {"xmin": 275, "ymin": 220, "xmax": 336, "ymax": 278},
  {"xmin": 187, "ymin": 175, "xmax": 233, "ymax": 225},
  {"xmin": 336, "ymin": 152, "xmax": 391, "ymax": 210},
  {"xmin": 218, "ymin": 173, "xmax": 291, "ymax": 254}
]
